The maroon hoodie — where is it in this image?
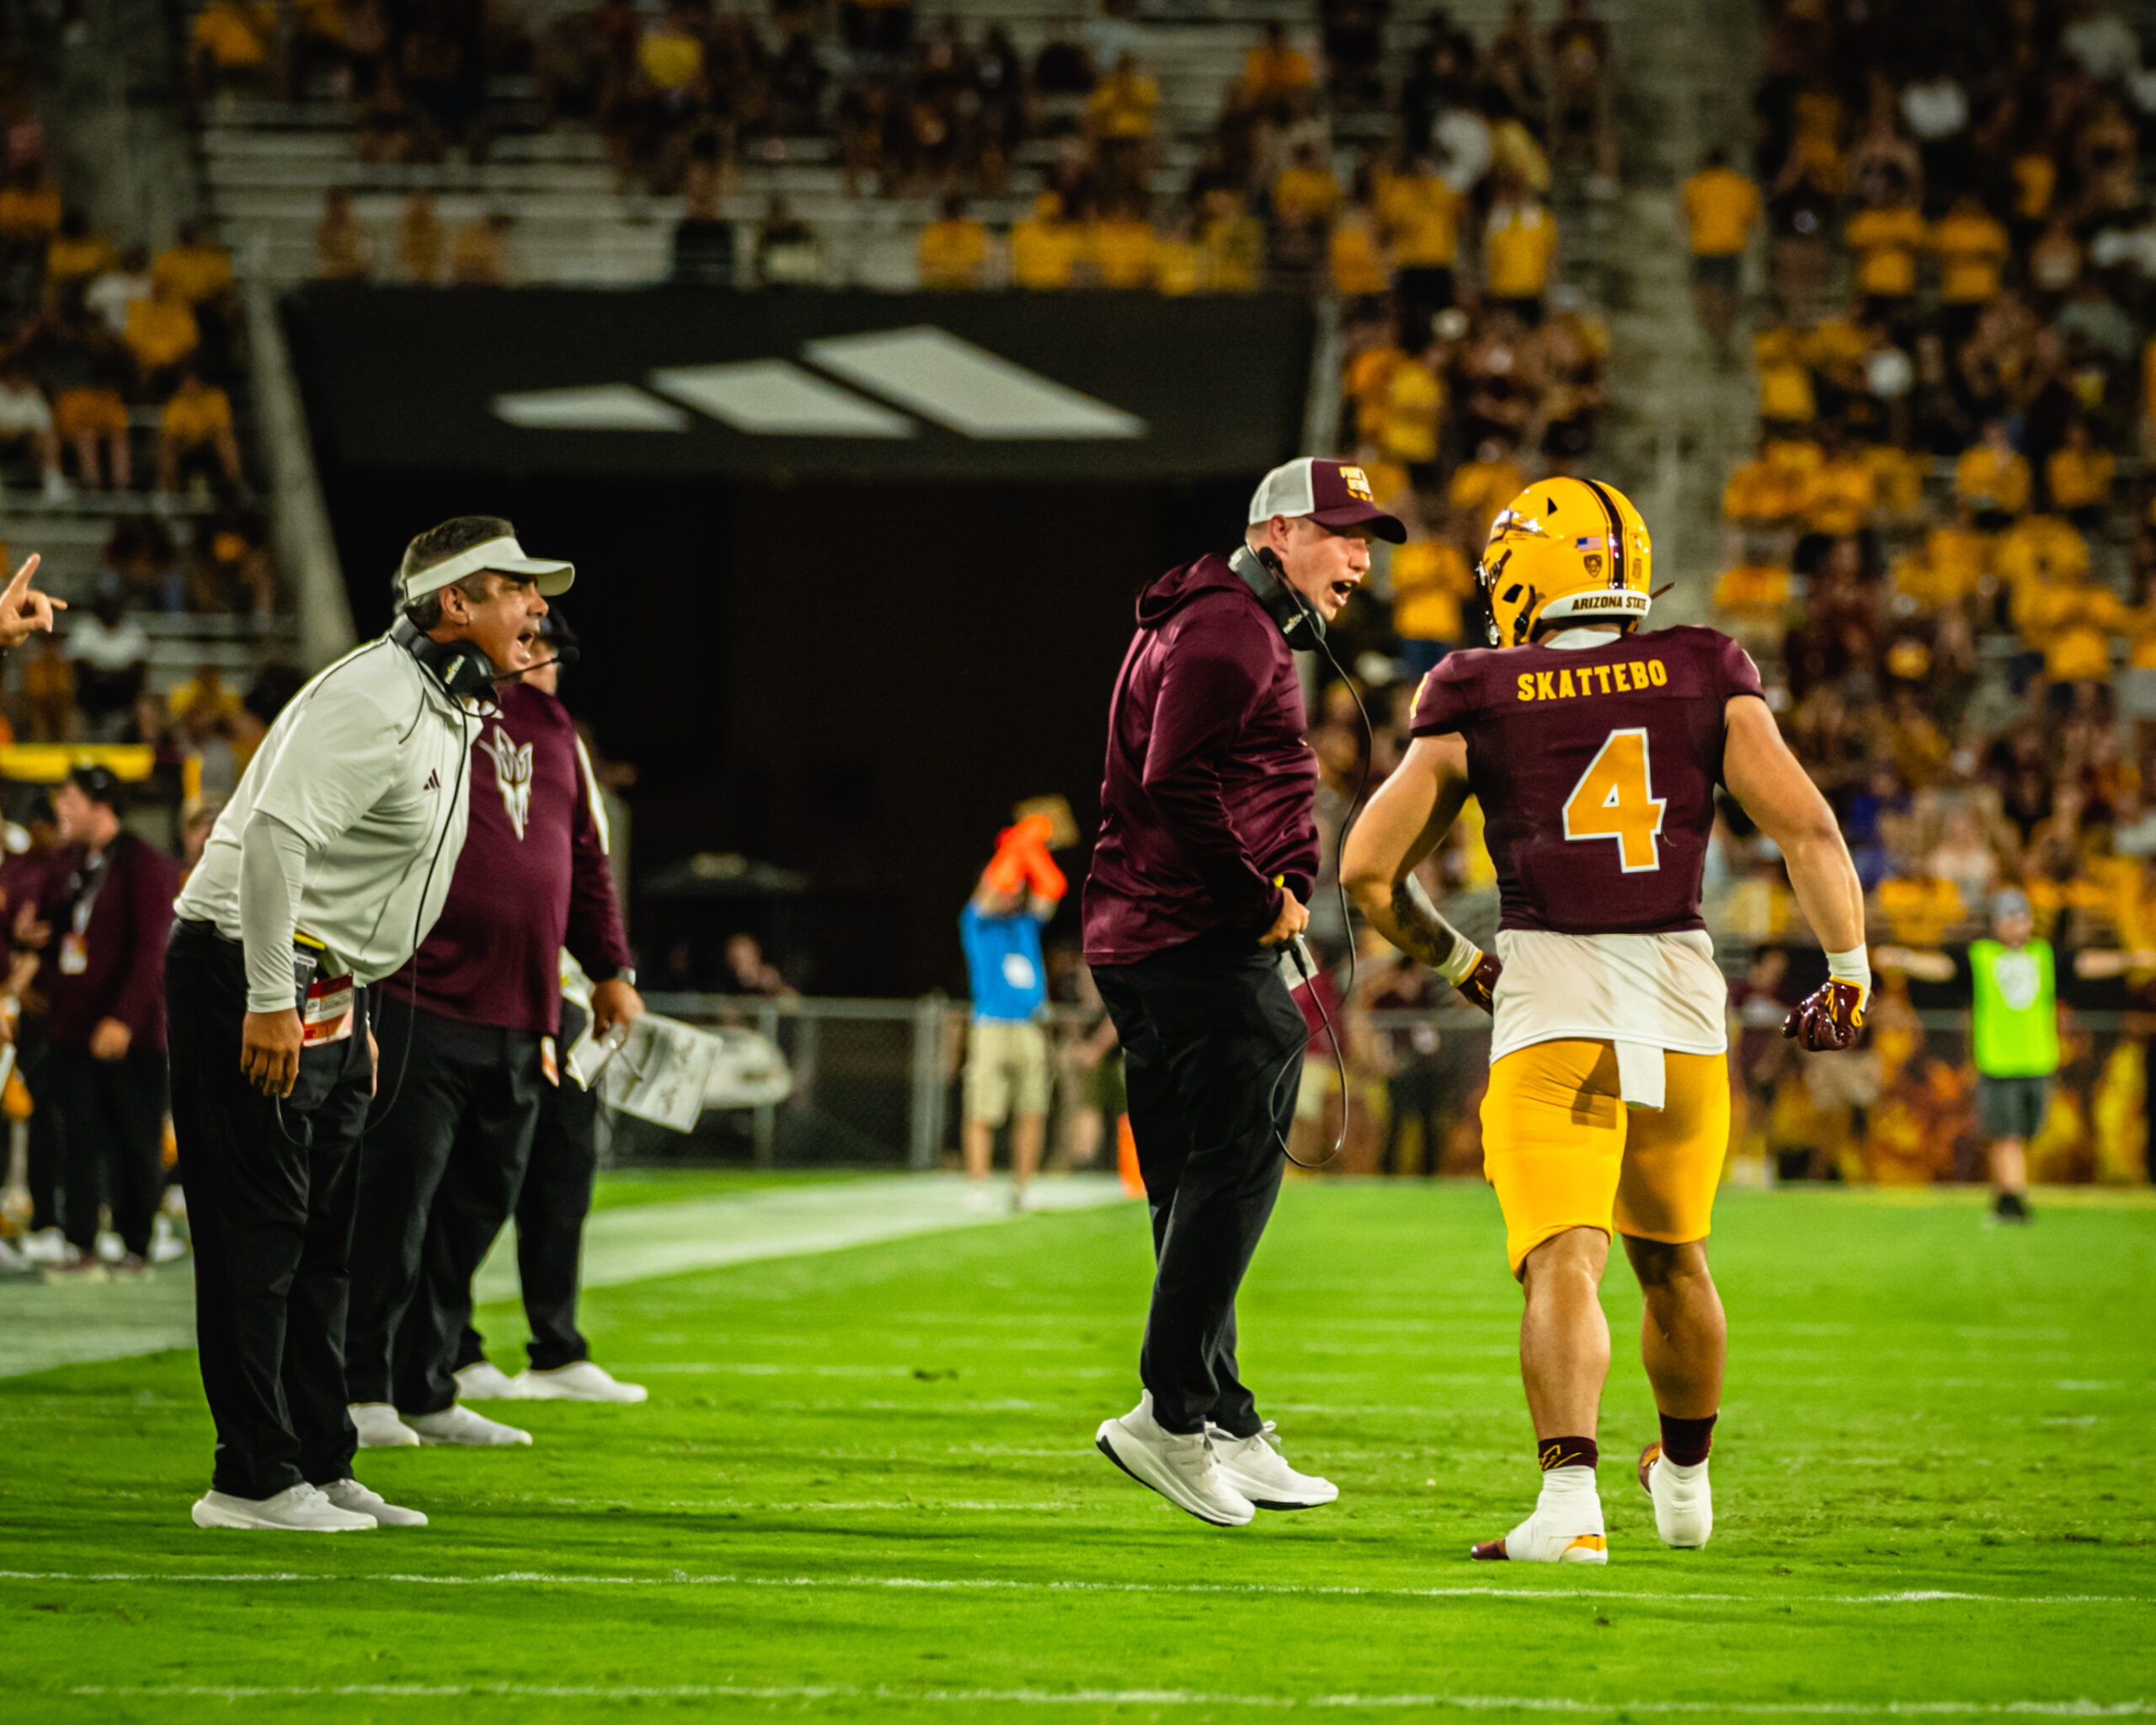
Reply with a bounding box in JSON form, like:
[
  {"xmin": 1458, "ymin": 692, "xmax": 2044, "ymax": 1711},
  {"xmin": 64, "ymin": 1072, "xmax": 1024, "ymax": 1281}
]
[{"xmin": 1083, "ymin": 552, "xmax": 1319, "ymax": 966}]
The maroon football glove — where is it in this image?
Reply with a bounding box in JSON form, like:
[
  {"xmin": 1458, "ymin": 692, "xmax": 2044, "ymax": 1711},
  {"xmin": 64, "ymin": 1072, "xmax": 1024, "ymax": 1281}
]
[
  {"xmin": 1782, "ymin": 980, "xmax": 1866, "ymax": 1051},
  {"xmin": 1454, "ymin": 950, "xmax": 1502, "ymax": 1014}
]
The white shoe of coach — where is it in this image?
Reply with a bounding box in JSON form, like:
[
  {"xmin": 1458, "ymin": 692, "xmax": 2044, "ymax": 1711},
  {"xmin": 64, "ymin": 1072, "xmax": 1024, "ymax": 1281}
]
[
  {"xmin": 453, "ymin": 1361, "xmax": 526, "ymax": 1401},
  {"xmin": 350, "ymin": 1402, "xmax": 422, "ymax": 1448},
  {"xmin": 1205, "ymin": 1420, "xmax": 1338, "ymax": 1509},
  {"xmin": 321, "ymin": 1478, "xmax": 429, "ymax": 1527},
  {"xmin": 1095, "ymin": 1392, "xmax": 1255, "ymax": 1527},
  {"xmin": 190, "ymin": 1484, "xmax": 376, "ymax": 1532},
  {"xmin": 405, "ymin": 1403, "xmax": 533, "ymax": 1447},
  {"xmin": 513, "ymin": 1361, "xmax": 648, "ymax": 1403}
]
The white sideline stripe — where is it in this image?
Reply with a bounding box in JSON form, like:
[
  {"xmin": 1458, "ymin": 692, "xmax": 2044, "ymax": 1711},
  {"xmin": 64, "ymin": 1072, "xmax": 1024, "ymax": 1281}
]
[
  {"xmin": 66, "ymin": 1684, "xmax": 2156, "ymax": 1716},
  {"xmin": 473, "ymin": 1172, "xmax": 1127, "ymax": 1303},
  {"xmin": 5, "ymin": 1571, "xmax": 2148, "ymax": 1608}
]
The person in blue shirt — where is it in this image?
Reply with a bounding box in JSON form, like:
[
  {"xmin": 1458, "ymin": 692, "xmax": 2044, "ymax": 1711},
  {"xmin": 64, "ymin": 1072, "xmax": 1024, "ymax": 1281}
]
[{"xmin": 959, "ymin": 873, "xmax": 1057, "ymax": 1212}]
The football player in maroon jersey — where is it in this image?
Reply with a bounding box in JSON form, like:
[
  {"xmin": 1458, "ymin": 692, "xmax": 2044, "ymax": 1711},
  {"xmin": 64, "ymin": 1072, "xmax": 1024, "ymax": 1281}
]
[{"xmin": 1343, "ymin": 477, "xmax": 1868, "ymax": 1562}]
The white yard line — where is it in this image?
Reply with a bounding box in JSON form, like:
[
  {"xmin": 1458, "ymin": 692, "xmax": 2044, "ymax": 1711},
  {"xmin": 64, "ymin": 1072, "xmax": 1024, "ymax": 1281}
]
[
  {"xmin": 62, "ymin": 1683, "xmax": 2156, "ymax": 1716},
  {"xmin": 4, "ymin": 1570, "xmax": 2148, "ymax": 1608}
]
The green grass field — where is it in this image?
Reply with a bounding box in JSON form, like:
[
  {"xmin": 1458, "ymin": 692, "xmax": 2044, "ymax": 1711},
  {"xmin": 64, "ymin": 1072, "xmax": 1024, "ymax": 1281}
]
[{"xmin": 3, "ymin": 1178, "xmax": 2152, "ymax": 1722}]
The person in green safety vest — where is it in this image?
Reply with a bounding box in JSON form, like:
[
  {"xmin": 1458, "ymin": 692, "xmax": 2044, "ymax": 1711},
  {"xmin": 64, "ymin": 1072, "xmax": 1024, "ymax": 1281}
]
[{"xmin": 1874, "ymin": 889, "xmax": 2052, "ymax": 1224}]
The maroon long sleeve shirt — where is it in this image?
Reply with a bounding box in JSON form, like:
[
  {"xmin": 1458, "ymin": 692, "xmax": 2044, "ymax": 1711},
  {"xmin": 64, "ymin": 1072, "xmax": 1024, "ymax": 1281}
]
[
  {"xmin": 36, "ymin": 832, "xmax": 178, "ymax": 1052},
  {"xmin": 1083, "ymin": 553, "xmax": 1319, "ymax": 966},
  {"xmin": 385, "ymin": 681, "xmax": 631, "ymax": 1035}
]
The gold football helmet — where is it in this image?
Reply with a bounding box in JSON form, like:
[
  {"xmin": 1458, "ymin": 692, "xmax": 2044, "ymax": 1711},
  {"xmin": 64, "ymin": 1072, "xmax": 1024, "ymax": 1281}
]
[{"xmin": 1477, "ymin": 477, "xmax": 1654, "ymax": 648}]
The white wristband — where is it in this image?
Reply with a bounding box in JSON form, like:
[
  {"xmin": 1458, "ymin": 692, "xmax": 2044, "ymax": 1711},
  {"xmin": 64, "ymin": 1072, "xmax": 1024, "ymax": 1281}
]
[
  {"xmin": 1825, "ymin": 947, "xmax": 1870, "ymax": 989},
  {"xmin": 1436, "ymin": 937, "xmax": 1482, "ymax": 986}
]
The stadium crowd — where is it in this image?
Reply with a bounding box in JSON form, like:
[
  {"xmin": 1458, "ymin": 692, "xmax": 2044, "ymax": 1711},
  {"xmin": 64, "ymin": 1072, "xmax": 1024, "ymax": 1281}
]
[{"xmin": 1670, "ymin": 0, "xmax": 2156, "ymax": 1191}]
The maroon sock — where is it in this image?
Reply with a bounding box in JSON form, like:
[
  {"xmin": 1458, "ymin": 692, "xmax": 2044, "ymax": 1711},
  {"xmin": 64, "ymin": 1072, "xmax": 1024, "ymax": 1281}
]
[
  {"xmin": 1537, "ymin": 1435, "xmax": 1598, "ymax": 1472},
  {"xmin": 1659, "ymin": 1413, "xmax": 1716, "ymax": 1467}
]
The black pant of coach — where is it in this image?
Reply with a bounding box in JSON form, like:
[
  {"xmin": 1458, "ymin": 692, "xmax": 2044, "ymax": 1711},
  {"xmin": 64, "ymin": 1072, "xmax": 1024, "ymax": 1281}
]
[
  {"xmin": 346, "ymin": 994, "xmax": 543, "ymax": 1415},
  {"xmin": 456, "ymin": 998, "xmax": 602, "ymax": 1377},
  {"xmin": 51, "ymin": 1044, "xmax": 168, "ymax": 1260},
  {"xmin": 166, "ymin": 921, "xmax": 374, "ymax": 1498},
  {"xmin": 1091, "ymin": 926, "xmax": 1305, "ymax": 1439}
]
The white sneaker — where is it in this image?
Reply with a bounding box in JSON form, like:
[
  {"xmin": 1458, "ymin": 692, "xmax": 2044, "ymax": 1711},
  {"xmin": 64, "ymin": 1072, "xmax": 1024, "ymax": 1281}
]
[
  {"xmin": 19, "ymin": 1227, "xmax": 67, "ymax": 1265},
  {"xmin": 1205, "ymin": 1420, "xmax": 1337, "ymax": 1509},
  {"xmin": 963, "ymin": 1183, "xmax": 995, "ymax": 1215},
  {"xmin": 321, "ymin": 1477, "xmax": 428, "ymax": 1527},
  {"xmin": 190, "ymin": 1483, "xmax": 376, "ymax": 1532},
  {"xmin": 151, "ymin": 1214, "xmax": 189, "ymax": 1263},
  {"xmin": 93, "ymin": 1230, "xmax": 125, "ymax": 1264},
  {"xmin": 350, "ymin": 1402, "xmax": 422, "ymax": 1448},
  {"xmin": 1639, "ymin": 1443, "xmax": 1712, "ymax": 1548},
  {"xmin": 0, "ymin": 1236, "xmax": 23, "ymax": 1270},
  {"xmin": 405, "ymin": 1403, "xmax": 533, "ymax": 1447},
  {"xmin": 1470, "ymin": 1470, "xmax": 1608, "ymax": 1562},
  {"xmin": 514, "ymin": 1360, "xmax": 647, "ymax": 1403},
  {"xmin": 1095, "ymin": 1391, "xmax": 1255, "ymax": 1527},
  {"xmin": 453, "ymin": 1361, "xmax": 526, "ymax": 1401}
]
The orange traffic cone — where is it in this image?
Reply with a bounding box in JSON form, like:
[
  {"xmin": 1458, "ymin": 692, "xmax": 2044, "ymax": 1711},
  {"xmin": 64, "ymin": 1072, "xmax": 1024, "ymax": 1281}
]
[{"xmin": 1115, "ymin": 1114, "xmax": 1145, "ymax": 1199}]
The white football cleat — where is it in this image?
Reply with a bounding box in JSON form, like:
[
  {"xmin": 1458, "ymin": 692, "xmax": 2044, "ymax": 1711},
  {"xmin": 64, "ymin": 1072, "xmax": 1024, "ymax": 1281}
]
[
  {"xmin": 321, "ymin": 1478, "xmax": 428, "ymax": 1527},
  {"xmin": 190, "ymin": 1484, "xmax": 376, "ymax": 1532},
  {"xmin": 1096, "ymin": 1391, "xmax": 1255, "ymax": 1527},
  {"xmin": 1471, "ymin": 1472, "xmax": 1608, "ymax": 1563},
  {"xmin": 350, "ymin": 1402, "xmax": 422, "ymax": 1448},
  {"xmin": 514, "ymin": 1361, "xmax": 647, "ymax": 1403},
  {"xmin": 1205, "ymin": 1420, "xmax": 1337, "ymax": 1509},
  {"xmin": 453, "ymin": 1361, "xmax": 526, "ymax": 1401},
  {"xmin": 405, "ymin": 1404, "xmax": 533, "ymax": 1447},
  {"xmin": 1639, "ymin": 1443, "xmax": 1712, "ymax": 1548}
]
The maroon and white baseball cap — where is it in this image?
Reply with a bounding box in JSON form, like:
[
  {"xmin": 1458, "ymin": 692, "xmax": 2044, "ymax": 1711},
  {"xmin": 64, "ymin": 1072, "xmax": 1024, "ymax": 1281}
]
[{"xmin": 1247, "ymin": 457, "xmax": 1406, "ymax": 543}]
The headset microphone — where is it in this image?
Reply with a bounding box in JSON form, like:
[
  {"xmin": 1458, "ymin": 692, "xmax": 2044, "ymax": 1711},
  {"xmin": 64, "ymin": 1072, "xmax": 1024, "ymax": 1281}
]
[{"xmin": 490, "ymin": 644, "xmax": 579, "ymax": 681}]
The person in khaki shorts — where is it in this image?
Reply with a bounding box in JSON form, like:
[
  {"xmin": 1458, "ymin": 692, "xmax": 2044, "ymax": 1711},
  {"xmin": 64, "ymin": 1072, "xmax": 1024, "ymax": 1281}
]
[{"xmin": 959, "ymin": 821, "xmax": 1064, "ymax": 1213}]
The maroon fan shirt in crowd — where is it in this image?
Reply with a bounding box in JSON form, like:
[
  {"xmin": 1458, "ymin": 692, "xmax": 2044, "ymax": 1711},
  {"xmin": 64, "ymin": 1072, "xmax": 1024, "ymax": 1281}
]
[
  {"xmin": 1083, "ymin": 553, "xmax": 1320, "ymax": 965},
  {"xmin": 1409, "ymin": 625, "xmax": 1763, "ymax": 934},
  {"xmin": 384, "ymin": 680, "xmax": 630, "ymax": 1033}
]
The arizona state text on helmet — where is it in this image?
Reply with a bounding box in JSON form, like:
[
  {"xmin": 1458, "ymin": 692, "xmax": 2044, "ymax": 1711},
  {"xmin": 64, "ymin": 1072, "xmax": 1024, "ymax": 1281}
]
[{"xmin": 1477, "ymin": 476, "xmax": 1654, "ymax": 648}]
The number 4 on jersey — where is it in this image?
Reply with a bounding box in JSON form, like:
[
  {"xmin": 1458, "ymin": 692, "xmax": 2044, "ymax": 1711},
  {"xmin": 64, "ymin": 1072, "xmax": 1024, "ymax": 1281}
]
[{"xmin": 1561, "ymin": 728, "xmax": 1666, "ymax": 872}]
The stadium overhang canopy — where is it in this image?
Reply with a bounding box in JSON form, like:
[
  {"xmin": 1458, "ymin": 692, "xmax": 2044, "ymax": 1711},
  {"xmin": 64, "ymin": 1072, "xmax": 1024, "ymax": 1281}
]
[{"xmin": 285, "ymin": 285, "xmax": 1315, "ymax": 484}]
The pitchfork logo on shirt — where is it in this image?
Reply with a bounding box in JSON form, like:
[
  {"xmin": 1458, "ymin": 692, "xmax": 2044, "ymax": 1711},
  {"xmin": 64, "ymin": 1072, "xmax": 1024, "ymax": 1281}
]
[{"xmin": 483, "ymin": 723, "xmax": 534, "ymax": 841}]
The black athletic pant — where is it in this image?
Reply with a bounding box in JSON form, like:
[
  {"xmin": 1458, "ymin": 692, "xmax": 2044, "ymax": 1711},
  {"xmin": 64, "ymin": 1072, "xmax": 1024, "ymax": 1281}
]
[
  {"xmin": 52, "ymin": 1044, "xmax": 168, "ymax": 1258},
  {"xmin": 19, "ymin": 1023, "xmax": 65, "ymax": 1234},
  {"xmin": 347, "ymin": 997, "xmax": 542, "ymax": 1416},
  {"xmin": 166, "ymin": 921, "xmax": 374, "ymax": 1499},
  {"xmin": 458, "ymin": 1028, "xmax": 601, "ymax": 1376},
  {"xmin": 1091, "ymin": 927, "xmax": 1304, "ymax": 1439}
]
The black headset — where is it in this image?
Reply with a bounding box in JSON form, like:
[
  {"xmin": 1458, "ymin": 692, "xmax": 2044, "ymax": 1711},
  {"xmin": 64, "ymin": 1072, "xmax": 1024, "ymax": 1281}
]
[
  {"xmin": 390, "ymin": 612, "xmax": 502, "ymax": 702},
  {"xmin": 1228, "ymin": 540, "xmax": 1370, "ymax": 1170},
  {"xmin": 1231, "ymin": 544, "xmax": 1328, "ymax": 652}
]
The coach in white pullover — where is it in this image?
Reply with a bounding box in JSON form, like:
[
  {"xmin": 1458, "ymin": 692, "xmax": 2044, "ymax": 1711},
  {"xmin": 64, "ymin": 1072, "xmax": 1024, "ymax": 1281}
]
[{"xmin": 168, "ymin": 515, "xmax": 568, "ymax": 1534}]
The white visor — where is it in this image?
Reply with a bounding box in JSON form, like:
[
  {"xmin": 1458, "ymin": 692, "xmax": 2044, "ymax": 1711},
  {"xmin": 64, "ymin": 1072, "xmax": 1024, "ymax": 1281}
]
[{"xmin": 399, "ymin": 534, "xmax": 575, "ymax": 602}]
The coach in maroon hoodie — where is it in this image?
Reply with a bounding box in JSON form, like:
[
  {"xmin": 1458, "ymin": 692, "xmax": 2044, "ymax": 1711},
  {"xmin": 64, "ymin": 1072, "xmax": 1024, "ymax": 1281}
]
[
  {"xmin": 1085, "ymin": 457, "xmax": 1401, "ymax": 1527},
  {"xmin": 345, "ymin": 611, "xmax": 639, "ymax": 1445}
]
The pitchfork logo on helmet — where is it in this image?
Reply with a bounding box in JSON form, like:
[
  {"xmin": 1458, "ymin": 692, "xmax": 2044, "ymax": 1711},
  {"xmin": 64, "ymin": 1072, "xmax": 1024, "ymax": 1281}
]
[{"xmin": 1477, "ymin": 476, "xmax": 1655, "ymax": 648}]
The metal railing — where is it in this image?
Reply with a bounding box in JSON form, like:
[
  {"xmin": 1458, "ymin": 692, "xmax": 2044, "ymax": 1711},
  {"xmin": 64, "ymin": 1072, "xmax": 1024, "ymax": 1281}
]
[{"xmin": 630, "ymin": 992, "xmax": 2153, "ymax": 1189}]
